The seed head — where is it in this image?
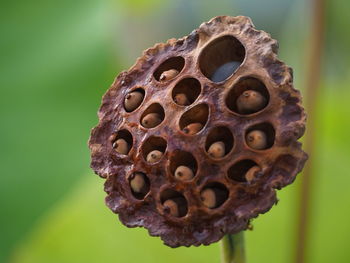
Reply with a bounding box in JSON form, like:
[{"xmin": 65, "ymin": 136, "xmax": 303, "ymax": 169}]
[{"xmin": 89, "ymin": 15, "xmax": 307, "ymax": 248}]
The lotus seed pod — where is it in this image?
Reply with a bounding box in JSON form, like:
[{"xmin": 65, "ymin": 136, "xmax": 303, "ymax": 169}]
[
  {"xmin": 174, "ymin": 93, "xmax": 190, "ymax": 106},
  {"xmin": 246, "ymin": 130, "xmax": 267, "ymax": 150},
  {"xmin": 89, "ymin": 16, "xmax": 307, "ymax": 247},
  {"xmin": 245, "ymin": 166, "xmax": 261, "ymax": 182},
  {"xmin": 183, "ymin": 122, "xmax": 203, "ymax": 135},
  {"xmin": 208, "ymin": 141, "xmax": 226, "ymax": 158},
  {"xmin": 124, "ymin": 91, "xmax": 144, "ymax": 112},
  {"xmin": 160, "ymin": 69, "xmax": 179, "ymax": 81},
  {"xmin": 141, "ymin": 113, "xmax": 162, "ymax": 128},
  {"xmin": 146, "ymin": 150, "xmax": 163, "ymax": 163},
  {"xmin": 236, "ymin": 90, "xmax": 267, "ymax": 114},
  {"xmin": 174, "ymin": 165, "xmax": 194, "ymax": 181},
  {"xmin": 113, "ymin": 138, "xmax": 129, "ymax": 155}
]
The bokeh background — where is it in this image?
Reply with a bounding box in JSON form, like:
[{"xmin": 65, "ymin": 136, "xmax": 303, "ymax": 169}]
[{"xmin": 1, "ymin": 0, "xmax": 349, "ymax": 262}]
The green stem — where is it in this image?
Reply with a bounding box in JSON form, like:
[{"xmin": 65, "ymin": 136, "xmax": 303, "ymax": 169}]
[{"xmin": 220, "ymin": 232, "xmax": 246, "ymax": 263}]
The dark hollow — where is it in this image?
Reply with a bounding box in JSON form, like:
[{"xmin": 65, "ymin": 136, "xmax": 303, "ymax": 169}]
[
  {"xmin": 199, "ymin": 35, "xmax": 245, "ymax": 82},
  {"xmin": 172, "ymin": 78, "xmax": 201, "ymax": 106}
]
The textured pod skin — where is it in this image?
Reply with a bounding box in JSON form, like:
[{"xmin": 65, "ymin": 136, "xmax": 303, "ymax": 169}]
[{"xmin": 89, "ymin": 16, "xmax": 307, "ymax": 247}]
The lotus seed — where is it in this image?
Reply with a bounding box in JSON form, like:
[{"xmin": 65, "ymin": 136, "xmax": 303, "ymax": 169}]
[
  {"xmin": 245, "ymin": 166, "xmax": 261, "ymax": 182},
  {"xmin": 183, "ymin": 123, "xmax": 203, "ymax": 135},
  {"xmin": 174, "ymin": 93, "xmax": 190, "ymax": 106},
  {"xmin": 146, "ymin": 150, "xmax": 163, "ymax": 163},
  {"xmin": 208, "ymin": 141, "xmax": 225, "ymax": 158},
  {"xmin": 175, "ymin": 166, "xmax": 194, "ymax": 181},
  {"xmin": 246, "ymin": 130, "xmax": 267, "ymax": 150},
  {"xmin": 130, "ymin": 173, "xmax": 146, "ymax": 193},
  {"xmin": 142, "ymin": 113, "xmax": 162, "ymax": 128},
  {"xmin": 201, "ymin": 188, "xmax": 217, "ymax": 208},
  {"xmin": 237, "ymin": 90, "xmax": 266, "ymax": 114},
  {"xmin": 113, "ymin": 138, "xmax": 129, "ymax": 155},
  {"xmin": 160, "ymin": 69, "xmax": 179, "ymax": 81},
  {"xmin": 124, "ymin": 91, "xmax": 144, "ymax": 112},
  {"xmin": 163, "ymin": 199, "xmax": 179, "ymax": 217}
]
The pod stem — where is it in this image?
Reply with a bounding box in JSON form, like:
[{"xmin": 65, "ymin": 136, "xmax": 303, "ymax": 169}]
[
  {"xmin": 220, "ymin": 232, "xmax": 246, "ymax": 263},
  {"xmin": 295, "ymin": 0, "xmax": 325, "ymax": 262}
]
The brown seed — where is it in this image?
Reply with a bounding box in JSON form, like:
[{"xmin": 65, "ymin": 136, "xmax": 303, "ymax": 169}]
[
  {"xmin": 159, "ymin": 69, "xmax": 179, "ymax": 81},
  {"xmin": 175, "ymin": 166, "xmax": 194, "ymax": 181},
  {"xmin": 201, "ymin": 188, "xmax": 228, "ymax": 208},
  {"xmin": 246, "ymin": 130, "xmax": 267, "ymax": 150},
  {"xmin": 130, "ymin": 173, "xmax": 146, "ymax": 193},
  {"xmin": 124, "ymin": 91, "xmax": 144, "ymax": 112},
  {"xmin": 146, "ymin": 150, "xmax": 163, "ymax": 163},
  {"xmin": 183, "ymin": 123, "xmax": 203, "ymax": 135},
  {"xmin": 245, "ymin": 166, "xmax": 261, "ymax": 182},
  {"xmin": 163, "ymin": 199, "xmax": 179, "ymax": 217},
  {"xmin": 236, "ymin": 90, "xmax": 266, "ymax": 114},
  {"xmin": 141, "ymin": 113, "xmax": 162, "ymax": 128},
  {"xmin": 200, "ymin": 188, "xmax": 217, "ymax": 208},
  {"xmin": 208, "ymin": 141, "xmax": 226, "ymax": 158},
  {"xmin": 113, "ymin": 138, "xmax": 129, "ymax": 155},
  {"xmin": 174, "ymin": 93, "xmax": 190, "ymax": 106}
]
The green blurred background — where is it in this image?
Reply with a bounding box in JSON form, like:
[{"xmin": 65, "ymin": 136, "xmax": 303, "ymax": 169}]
[{"xmin": 1, "ymin": 0, "xmax": 349, "ymax": 262}]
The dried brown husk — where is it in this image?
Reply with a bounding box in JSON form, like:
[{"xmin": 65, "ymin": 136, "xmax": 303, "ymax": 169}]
[{"xmin": 89, "ymin": 16, "xmax": 307, "ymax": 247}]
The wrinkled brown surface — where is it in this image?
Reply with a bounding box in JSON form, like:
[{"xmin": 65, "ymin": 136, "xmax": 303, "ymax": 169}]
[{"xmin": 89, "ymin": 16, "xmax": 307, "ymax": 247}]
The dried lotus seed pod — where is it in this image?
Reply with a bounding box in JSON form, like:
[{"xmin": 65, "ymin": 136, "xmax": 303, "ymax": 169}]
[{"xmin": 89, "ymin": 15, "xmax": 307, "ymax": 248}]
